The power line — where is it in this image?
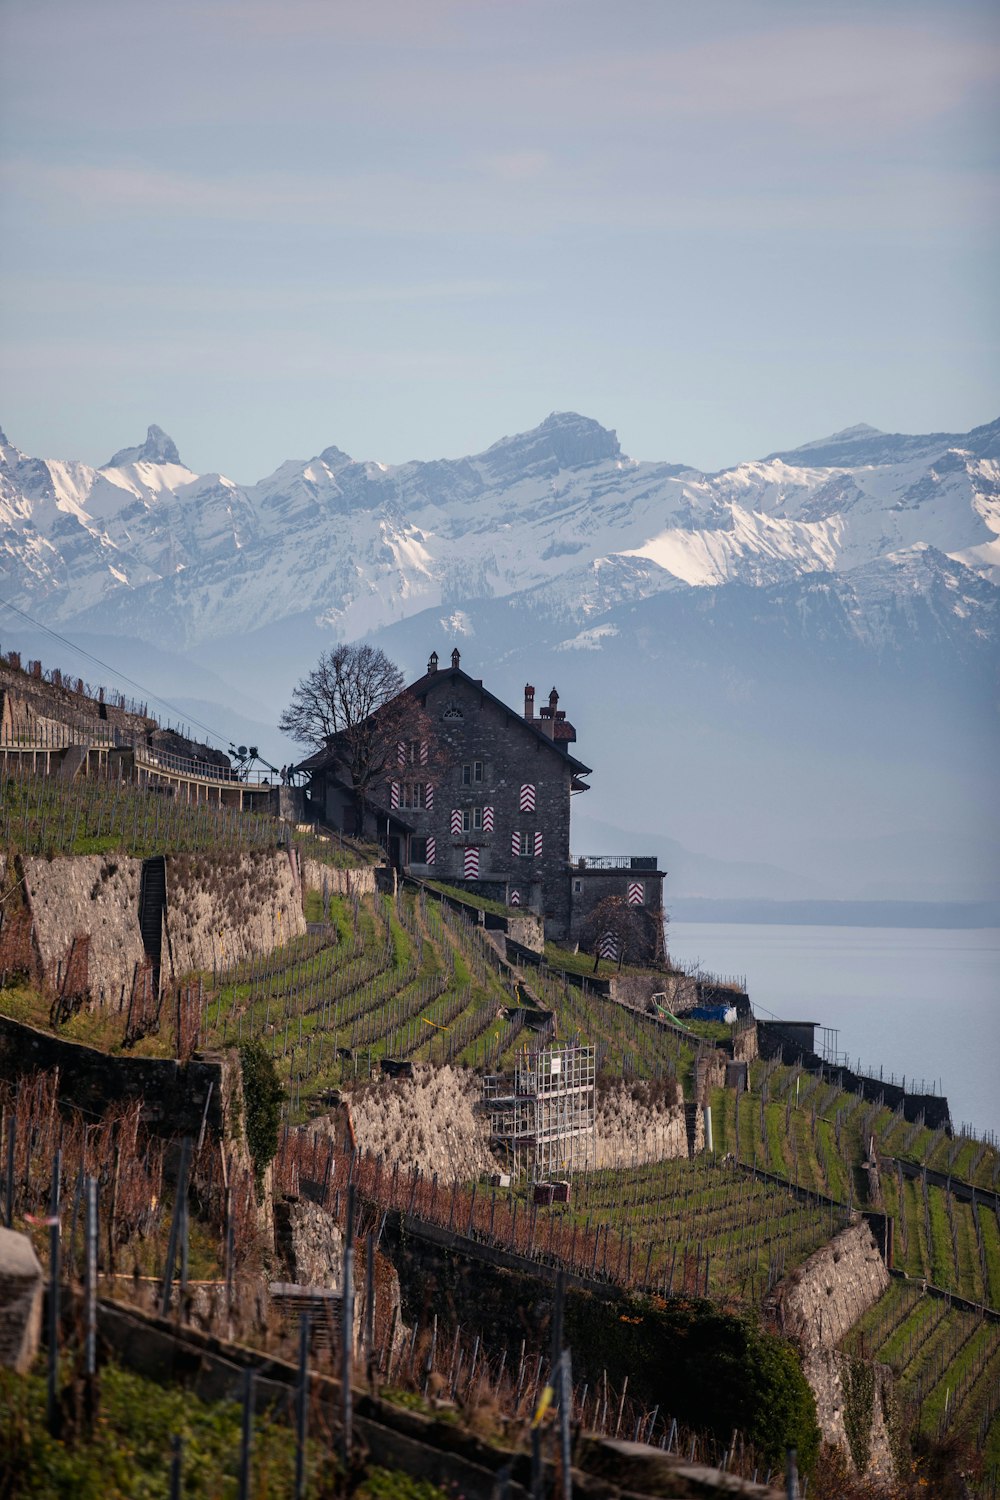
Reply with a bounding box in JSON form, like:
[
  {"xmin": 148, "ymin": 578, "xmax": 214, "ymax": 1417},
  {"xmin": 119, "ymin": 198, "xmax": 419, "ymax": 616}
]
[{"xmin": 0, "ymin": 595, "xmax": 233, "ymax": 748}]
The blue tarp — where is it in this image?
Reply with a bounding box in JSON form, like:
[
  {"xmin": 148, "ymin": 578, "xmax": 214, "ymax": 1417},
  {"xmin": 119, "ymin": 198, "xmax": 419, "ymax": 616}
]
[{"xmin": 687, "ymin": 1004, "xmax": 734, "ymax": 1022}]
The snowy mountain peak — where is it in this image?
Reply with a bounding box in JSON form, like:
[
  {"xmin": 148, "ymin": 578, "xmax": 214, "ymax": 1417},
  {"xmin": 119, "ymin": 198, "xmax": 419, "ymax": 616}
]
[
  {"xmin": 318, "ymin": 443, "xmax": 354, "ymax": 470},
  {"xmin": 480, "ymin": 411, "xmax": 621, "ymax": 481},
  {"xmin": 794, "ymin": 423, "xmax": 885, "ymax": 451},
  {"xmin": 104, "ymin": 424, "xmax": 181, "ymax": 469}
]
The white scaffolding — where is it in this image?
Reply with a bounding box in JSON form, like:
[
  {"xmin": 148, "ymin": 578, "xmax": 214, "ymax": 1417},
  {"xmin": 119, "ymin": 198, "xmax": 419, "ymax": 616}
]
[{"xmin": 483, "ymin": 1043, "xmax": 596, "ymax": 1183}]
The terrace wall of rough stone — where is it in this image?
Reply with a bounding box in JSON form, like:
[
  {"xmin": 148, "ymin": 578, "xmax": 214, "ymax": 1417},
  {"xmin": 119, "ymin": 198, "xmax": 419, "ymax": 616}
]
[
  {"xmin": 327, "ymin": 1067, "xmax": 691, "ymax": 1184},
  {"xmin": 164, "ymin": 850, "xmax": 304, "ymax": 976},
  {"xmin": 18, "ymin": 849, "xmax": 306, "ymax": 999},
  {"xmin": 766, "ymin": 1222, "xmax": 894, "ymax": 1480},
  {"xmin": 22, "ymin": 853, "xmax": 145, "ymax": 1002},
  {"xmin": 300, "ymin": 858, "xmax": 378, "ymax": 899},
  {"xmin": 768, "ymin": 1221, "xmax": 889, "ymax": 1350},
  {"xmin": 0, "ymin": 1013, "xmax": 232, "ymax": 1140}
]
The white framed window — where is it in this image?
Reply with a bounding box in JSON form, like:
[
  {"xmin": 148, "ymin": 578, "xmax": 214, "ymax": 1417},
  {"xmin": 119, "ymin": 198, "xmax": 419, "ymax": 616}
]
[
  {"xmin": 400, "ymin": 782, "xmax": 427, "ymax": 809},
  {"xmin": 462, "ymin": 761, "xmax": 484, "ymax": 786},
  {"xmin": 462, "ymin": 806, "xmax": 484, "ymax": 833}
]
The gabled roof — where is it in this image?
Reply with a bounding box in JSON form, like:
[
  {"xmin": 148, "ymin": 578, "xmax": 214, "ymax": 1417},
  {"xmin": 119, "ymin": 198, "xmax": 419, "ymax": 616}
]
[{"xmin": 406, "ymin": 662, "xmax": 593, "ymax": 777}]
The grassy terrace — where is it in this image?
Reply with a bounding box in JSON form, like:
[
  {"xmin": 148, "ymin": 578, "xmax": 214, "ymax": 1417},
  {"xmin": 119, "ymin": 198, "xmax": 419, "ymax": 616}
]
[
  {"xmin": 556, "ymin": 1155, "xmax": 848, "ymax": 1301},
  {"xmin": 706, "ymin": 1058, "xmax": 1000, "ymax": 1311},
  {"xmin": 196, "ymin": 889, "xmax": 530, "ymax": 1119},
  {"xmin": 421, "ymin": 878, "xmax": 519, "ymax": 918},
  {"xmin": 0, "ymin": 769, "xmax": 363, "ymax": 866},
  {"xmin": 201, "ymin": 888, "xmax": 702, "ymax": 1120},
  {"xmin": 0, "ymin": 1358, "xmax": 447, "ymax": 1500},
  {"xmin": 844, "ymin": 1281, "xmax": 1000, "ymax": 1453}
]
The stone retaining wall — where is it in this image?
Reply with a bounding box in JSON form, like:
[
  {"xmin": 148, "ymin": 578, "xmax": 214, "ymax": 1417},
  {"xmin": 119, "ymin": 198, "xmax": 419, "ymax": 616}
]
[
  {"xmin": 301, "ymin": 858, "xmax": 378, "ymax": 901},
  {"xmin": 0, "ymin": 1013, "xmax": 231, "ymax": 1139},
  {"xmin": 19, "ymin": 849, "xmax": 308, "ymax": 1001},
  {"xmin": 767, "ymin": 1221, "xmax": 894, "ymax": 1481},
  {"xmin": 164, "ymin": 851, "xmax": 305, "ymax": 977},
  {"xmin": 22, "ymin": 854, "xmax": 145, "ymax": 1004}
]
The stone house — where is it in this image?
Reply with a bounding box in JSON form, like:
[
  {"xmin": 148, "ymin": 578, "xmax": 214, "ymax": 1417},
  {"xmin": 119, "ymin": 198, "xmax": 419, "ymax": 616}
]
[{"xmin": 300, "ymin": 647, "xmax": 665, "ymax": 953}]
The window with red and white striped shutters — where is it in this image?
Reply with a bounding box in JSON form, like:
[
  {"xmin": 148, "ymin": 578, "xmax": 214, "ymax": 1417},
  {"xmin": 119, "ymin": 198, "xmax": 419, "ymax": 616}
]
[
  {"xmin": 464, "ymin": 845, "xmax": 480, "ymax": 879},
  {"xmin": 519, "ymin": 783, "xmax": 536, "ymax": 812},
  {"xmin": 628, "ymin": 881, "xmax": 644, "ymax": 905}
]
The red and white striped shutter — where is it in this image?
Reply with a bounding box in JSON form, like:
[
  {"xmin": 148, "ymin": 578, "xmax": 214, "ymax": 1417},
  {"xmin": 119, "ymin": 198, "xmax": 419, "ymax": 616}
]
[
  {"xmin": 599, "ymin": 931, "xmax": 619, "ymax": 960},
  {"xmin": 510, "ymin": 888, "xmax": 521, "ymax": 906},
  {"xmin": 425, "ymin": 836, "xmax": 436, "ymax": 865},
  {"xmin": 464, "ymin": 845, "xmax": 480, "ymax": 879},
  {"xmin": 519, "ymin": 783, "xmax": 536, "ymax": 812},
  {"xmin": 628, "ymin": 881, "xmax": 644, "ymax": 905},
  {"xmin": 420, "ymin": 740, "xmax": 428, "ymax": 765},
  {"xmin": 511, "ymin": 830, "xmax": 521, "ymax": 857},
  {"xmin": 451, "ymin": 808, "xmax": 462, "ymax": 836},
  {"xmin": 390, "ymin": 781, "xmax": 400, "ymax": 809},
  {"xmin": 397, "ymin": 741, "xmax": 406, "ymax": 766},
  {"xmin": 483, "ymin": 806, "xmax": 494, "ymax": 832},
  {"xmin": 534, "ymin": 831, "xmax": 543, "ymax": 858},
  {"xmin": 425, "ymin": 783, "xmax": 434, "ymax": 810}
]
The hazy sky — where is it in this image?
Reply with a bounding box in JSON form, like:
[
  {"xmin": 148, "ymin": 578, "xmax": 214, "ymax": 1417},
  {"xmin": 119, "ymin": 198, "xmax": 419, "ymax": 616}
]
[{"xmin": 1, "ymin": 0, "xmax": 998, "ymax": 478}]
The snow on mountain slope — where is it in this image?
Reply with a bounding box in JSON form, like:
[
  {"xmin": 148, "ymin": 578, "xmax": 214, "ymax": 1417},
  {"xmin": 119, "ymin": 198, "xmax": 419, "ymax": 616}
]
[{"xmin": 1, "ymin": 411, "xmax": 997, "ymax": 652}]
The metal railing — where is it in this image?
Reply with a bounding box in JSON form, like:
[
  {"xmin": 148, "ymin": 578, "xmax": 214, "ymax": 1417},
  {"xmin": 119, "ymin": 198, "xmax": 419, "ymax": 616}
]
[
  {"xmin": 573, "ymin": 855, "xmax": 659, "ymax": 871},
  {"xmin": 0, "ymin": 720, "xmax": 273, "ymax": 787}
]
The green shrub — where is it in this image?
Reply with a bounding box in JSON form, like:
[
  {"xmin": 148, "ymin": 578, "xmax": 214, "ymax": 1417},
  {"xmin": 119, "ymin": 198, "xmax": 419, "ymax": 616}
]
[
  {"xmin": 238, "ymin": 1039, "xmax": 285, "ymax": 1189},
  {"xmin": 564, "ymin": 1293, "xmax": 820, "ymax": 1474}
]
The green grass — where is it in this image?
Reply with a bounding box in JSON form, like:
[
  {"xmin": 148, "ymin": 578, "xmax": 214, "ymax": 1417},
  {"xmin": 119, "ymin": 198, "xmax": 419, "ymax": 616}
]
[
  {"xmin": 0, "ymin": 1358, "xmax": 327, "ymax": 1498},
  {"xmin": 542, "ymin": 940, "xmax": 665, "ymax": 979},
  {"xmin": 0, "ymin": 1358, "xmax": 451, "ymax": 1499},
  {"xmin": 423, "ymin": 879, "xmax": 518, "ymax": 918}
]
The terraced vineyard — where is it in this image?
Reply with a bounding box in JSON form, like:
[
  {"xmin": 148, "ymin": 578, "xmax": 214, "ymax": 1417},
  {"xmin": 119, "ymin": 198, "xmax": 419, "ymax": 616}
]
[
  {"xmin": 194, "ymin": 882, "xmax": 699, "ymax": 1121},
  {"xmin": 199, "ymin": 888, "xmax": 532, "ymax": 1117},
  {"xmin": 560, "ymin": 1155, "xmax": 848, "ymax": 1302},
  {"xmin": 705, "ymin": 1055, "xmax": 1000, "ymax": 1484},
  {"xmin": 708, "ymin": 1059, "xmax": 1000, "ymax": 1306},
  {"xmin": 845, "ymin": 1281, "xmax": 1000, "ymax": 1457},
  {"xmin": 0, "ymin": 765, "xmax": 372, "ymax": 866}
]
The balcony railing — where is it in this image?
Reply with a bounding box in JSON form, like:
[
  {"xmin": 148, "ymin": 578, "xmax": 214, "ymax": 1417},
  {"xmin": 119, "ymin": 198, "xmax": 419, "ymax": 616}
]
[{"xmin": 573, "ymin": 855, "xmax": 659, "ymax": 871}]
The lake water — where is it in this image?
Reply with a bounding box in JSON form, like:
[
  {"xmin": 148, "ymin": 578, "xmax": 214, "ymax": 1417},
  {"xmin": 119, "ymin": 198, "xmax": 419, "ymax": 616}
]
[{"xmin": 666, "ymin": 923, "xmax": 1000, "ymax": 1139}]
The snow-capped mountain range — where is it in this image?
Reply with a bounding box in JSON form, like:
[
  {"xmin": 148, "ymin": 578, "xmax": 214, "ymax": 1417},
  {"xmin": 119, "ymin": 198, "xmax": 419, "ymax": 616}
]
[
  {"xmin": 2, "ymin": 411, "xmax": 998, "ymax": 652},
  {"xmin": 1, "ymin": 411, "xmax": 997, "ymax": 904}
]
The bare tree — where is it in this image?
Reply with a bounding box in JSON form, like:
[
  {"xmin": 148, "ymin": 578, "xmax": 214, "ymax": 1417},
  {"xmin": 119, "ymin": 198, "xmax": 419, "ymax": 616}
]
[
  {"xmin": 579, "ymin": 894, "xmax": 662, "ymax": 971},
  {"xmin": 281, "ymin": 644, "xmax": 437, "ymax": 832},
  {"xmin": 280, "ymin": 644, "xmax": 404, "ymax": 748}
]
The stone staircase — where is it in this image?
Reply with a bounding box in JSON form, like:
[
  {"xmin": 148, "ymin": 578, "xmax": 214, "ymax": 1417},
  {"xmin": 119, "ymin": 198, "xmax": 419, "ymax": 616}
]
[{"xmin": 138, "ymin": 855, "xmax": 167, "ymax": 993}]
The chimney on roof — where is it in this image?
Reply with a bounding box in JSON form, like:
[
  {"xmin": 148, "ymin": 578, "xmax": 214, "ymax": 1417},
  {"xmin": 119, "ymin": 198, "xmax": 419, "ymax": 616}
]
[
  {"xmin": 451, "ymin": 647, "xmax": 461, "ymax": 669},
  {"xmin": 524, "ymin": 684, "xmax": 535, "ymax": 720},
  {"xmin": 427, "ymin": 650, "xmax": 439, "ymax": 674}
]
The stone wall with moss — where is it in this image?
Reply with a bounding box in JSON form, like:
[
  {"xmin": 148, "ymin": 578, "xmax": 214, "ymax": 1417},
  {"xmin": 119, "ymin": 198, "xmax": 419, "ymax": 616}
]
[{"xmin": 766, "ymin": 1221, "xmax": 894, "ymax": 1481}]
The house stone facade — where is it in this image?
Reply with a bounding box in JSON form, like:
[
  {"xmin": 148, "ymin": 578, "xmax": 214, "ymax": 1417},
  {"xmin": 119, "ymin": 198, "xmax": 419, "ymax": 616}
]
[
  {"xmin": 299, "ymin": 647, "xmax": 666, "ymax": 956},
  {"xmin": 397, "ymin": 649, "xmax": 591, "ymax": 941}
]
